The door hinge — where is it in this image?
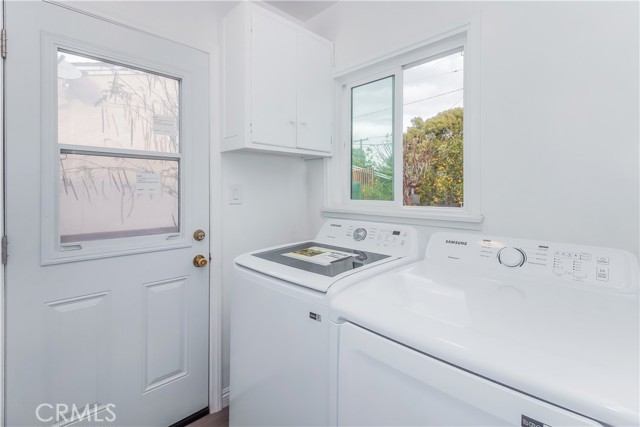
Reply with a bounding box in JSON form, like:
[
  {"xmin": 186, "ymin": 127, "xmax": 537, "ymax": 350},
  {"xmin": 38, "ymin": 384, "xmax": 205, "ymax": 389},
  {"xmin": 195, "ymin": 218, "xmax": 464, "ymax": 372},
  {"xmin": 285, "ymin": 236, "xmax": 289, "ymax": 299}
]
[
  {"xmin": 1, "ymin": 28, "xmax": 7, "ymax": 59},
  {"xmin": 2, "ymin": 236, "xmax": 8, "ymax": 265}
]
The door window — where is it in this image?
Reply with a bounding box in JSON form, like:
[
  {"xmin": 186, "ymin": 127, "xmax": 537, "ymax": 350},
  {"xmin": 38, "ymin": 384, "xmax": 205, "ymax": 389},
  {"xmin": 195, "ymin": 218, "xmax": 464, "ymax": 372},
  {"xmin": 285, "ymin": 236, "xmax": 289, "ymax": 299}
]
[{"xmin": 45, "ymin": 46, "xmax": 188, "ymax": 263}]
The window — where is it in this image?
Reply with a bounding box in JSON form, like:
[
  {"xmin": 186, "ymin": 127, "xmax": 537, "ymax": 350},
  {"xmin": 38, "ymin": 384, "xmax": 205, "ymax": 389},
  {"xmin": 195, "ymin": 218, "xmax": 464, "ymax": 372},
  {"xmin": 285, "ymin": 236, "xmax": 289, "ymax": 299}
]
[
  {"xmin": 330, "ymin": 24, "xmax": 481, "ymax": 224},
  {"xmin": 43, "ymin": 39, "xmax": 194, "ymax": 264},
  {"xmin": 351, "ymin": 76, "xmax": 394, "ymax": 201},
  {"xmin": 57, "ymin": 50, "xmax": 181, "ymax": 243},
  {"xmin": 401, "ymin": 50, "xmax": 464, "ymax": 207}
]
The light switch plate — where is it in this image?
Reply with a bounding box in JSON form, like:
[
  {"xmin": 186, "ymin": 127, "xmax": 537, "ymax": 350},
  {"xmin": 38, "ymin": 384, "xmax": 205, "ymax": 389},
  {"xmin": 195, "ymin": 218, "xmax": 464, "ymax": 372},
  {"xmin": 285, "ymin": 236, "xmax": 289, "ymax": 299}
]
[{"xmin": 229, "ymin": 184, "xmax": 242, "ymax": 205}]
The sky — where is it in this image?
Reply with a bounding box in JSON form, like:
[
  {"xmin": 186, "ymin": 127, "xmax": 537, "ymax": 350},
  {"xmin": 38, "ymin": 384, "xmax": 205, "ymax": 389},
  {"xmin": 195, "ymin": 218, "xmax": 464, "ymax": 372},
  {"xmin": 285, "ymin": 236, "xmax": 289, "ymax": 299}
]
[
  {"xmin": 351, "ymin": 49, "xmax": 464, "ymax": 157},
  {"xmin": 403, "ymin": 50, "xmax": 464, "ymax": 131}
]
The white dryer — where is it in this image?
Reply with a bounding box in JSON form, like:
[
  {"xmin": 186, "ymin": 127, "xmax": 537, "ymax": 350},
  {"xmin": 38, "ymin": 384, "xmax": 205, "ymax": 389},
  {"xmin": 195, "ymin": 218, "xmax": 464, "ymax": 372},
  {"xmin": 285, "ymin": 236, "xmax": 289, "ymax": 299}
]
[
  {"xmin": 229, "ymin": 219, "xmax": 419, "ymax": 426},
  {"xmin": 331, "ymin": 232, "xmax": 639, "ymax": 426}
]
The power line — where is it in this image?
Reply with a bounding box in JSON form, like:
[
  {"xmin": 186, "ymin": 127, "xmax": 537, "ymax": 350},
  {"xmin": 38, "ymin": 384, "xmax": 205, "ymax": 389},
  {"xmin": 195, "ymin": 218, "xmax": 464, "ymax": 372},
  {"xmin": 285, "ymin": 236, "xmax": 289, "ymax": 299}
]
[
  {"xmin": 449, "ymin": 97, "xmax": 463, "ymax": 109},
  {"xmin": 404, "ymin": 88, "xmax": 463, "ymax": 106},
  {"xmin": 352, "ymin": 106, "xmax": 393, "ymax": 120},
  {"xmin": 360, "ymin": 141, "xmax": 393, "ymax": 147},
  {"xmin": 357, "ymin": 134, "xmax": 391, "ymax": 141},
  {"xmin": 352, "ymin": 87, "xmax": 463, "ymax": 119},
  {"xmin": 354, "ymin": 96, "xmax": 465, "ymax": 146},
  {"xmin": 403, "ymin": 68, "xmax": 462, "ymax": 85},
  {"xmin": 351, "ymin": 134, "xmax": 393, "ymax": 148}
]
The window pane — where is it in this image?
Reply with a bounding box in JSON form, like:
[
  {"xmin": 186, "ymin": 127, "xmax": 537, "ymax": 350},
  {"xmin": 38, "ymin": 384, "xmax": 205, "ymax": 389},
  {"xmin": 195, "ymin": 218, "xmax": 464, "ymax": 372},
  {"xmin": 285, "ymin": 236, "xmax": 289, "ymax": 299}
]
[
  {"xmin": 59, "ymin": 153, "xmax": 179, "ymax": 243},
  {"xmin": 351, "ymin": 76, "xmax": 394, "ymax": 201},
  {"xmin": 58, "ymin": 50, "xmax": 180, "ymax": 153},
  {"xmin": 403, "ymin": 50, "xmax": 464, "ymax": 207}
]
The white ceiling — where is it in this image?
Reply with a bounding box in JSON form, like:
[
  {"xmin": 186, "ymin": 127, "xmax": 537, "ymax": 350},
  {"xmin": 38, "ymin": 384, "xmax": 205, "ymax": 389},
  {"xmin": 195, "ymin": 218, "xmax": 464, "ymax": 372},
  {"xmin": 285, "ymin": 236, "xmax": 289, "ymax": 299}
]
[{"xmin": 265, "ymin": 1, "xmax": 337, "ymax": 22}]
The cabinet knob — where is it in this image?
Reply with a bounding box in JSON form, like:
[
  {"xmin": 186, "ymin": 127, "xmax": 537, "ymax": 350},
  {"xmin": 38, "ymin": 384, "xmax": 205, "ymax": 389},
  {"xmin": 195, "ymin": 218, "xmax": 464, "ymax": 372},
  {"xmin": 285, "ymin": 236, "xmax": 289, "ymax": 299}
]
[{"xmin": 288, "ymin": 120, "xmax": 295, "ymax": 126}]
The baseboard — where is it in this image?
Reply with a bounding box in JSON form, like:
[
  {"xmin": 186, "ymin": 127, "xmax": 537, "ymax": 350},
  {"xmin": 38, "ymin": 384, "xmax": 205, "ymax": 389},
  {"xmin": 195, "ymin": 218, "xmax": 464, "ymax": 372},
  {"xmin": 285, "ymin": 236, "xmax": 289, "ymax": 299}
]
[{"xmin": 222, "ymin": 387, "xmax": 230, "ymax": 407}]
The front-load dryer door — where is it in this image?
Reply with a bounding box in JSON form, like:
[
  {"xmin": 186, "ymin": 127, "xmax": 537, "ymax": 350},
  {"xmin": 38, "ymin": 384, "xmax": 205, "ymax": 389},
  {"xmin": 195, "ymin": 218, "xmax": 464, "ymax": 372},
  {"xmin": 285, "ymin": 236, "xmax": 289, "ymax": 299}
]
[{"xmin": 337, "ymin": 322, "xmax": 603, "ymax": 427}]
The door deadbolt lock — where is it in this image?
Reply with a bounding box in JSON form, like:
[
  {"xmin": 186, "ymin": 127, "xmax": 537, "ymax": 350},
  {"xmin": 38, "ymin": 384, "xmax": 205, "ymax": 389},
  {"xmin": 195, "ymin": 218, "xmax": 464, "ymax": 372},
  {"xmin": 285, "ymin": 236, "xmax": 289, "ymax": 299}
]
[
  {"xmin": 193, "ymin": 229, "xmax": 206, "ymax": 241},
  {"xmin": 193, "ymin": 255, "xmax": 208, "ymax": 268}
]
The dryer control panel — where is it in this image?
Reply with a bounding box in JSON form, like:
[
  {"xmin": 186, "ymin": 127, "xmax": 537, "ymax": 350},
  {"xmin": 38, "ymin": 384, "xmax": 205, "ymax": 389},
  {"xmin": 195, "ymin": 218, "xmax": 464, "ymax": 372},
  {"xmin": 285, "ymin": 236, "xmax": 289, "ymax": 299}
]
[
  {"xmin": 425, "ymin": 233, "xmax": 639, "ymax": 291},
  {"xmin": 317, "ymin": 220, "xmax": 418, "ymax": 257}
]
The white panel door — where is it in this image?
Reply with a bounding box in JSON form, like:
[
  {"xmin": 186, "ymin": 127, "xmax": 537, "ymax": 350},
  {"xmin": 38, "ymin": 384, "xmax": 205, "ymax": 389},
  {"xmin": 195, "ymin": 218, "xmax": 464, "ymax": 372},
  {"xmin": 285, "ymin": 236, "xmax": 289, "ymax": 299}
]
[{"xmin": 5, "ymin": 2, "xmax": 210, "ymax": 426}]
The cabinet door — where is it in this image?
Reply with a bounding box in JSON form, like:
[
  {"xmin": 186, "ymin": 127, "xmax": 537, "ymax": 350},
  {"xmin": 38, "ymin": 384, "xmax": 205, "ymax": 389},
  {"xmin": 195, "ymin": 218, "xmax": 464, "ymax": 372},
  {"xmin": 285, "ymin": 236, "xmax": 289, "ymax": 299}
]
[
  {"xmin": 296, "ymin": 34, "xmax": 332, "ymax": 152},
  {"xmin": 251, "ymin": 9, "xmax": 297, "ymax": 148}
]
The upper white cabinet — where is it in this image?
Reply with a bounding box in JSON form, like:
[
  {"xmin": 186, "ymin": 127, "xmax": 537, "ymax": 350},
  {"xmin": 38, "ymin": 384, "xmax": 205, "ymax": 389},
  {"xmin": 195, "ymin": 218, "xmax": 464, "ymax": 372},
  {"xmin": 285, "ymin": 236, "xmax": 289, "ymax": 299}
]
[{"xmin": 222, "ymin": 3, "xmax": 333, "ymax": 156}]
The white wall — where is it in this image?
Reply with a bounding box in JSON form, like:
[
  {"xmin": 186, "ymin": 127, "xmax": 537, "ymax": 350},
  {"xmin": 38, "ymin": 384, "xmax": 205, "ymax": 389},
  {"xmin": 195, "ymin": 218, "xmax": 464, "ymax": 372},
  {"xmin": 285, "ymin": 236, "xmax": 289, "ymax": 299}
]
[
  {"xmin": 306, "ymin": 1, "xmax": 640, "ymax": 257},
  {"xmin": 220, "ymin": 152, "xmax": 315, "ymax": 388},
  {"xmin": 65, "ymin": 1, "xmax": 230, "ymax": 50},
  {"xmin": 42, "ymin": 0, "xmax": 640, "ymax": 402}
]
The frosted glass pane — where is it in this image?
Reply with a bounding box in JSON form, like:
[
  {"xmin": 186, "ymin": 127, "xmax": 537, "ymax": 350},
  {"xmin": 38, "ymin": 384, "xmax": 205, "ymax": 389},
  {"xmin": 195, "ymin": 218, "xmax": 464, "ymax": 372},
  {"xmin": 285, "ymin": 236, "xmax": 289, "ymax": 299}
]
[
  {"xmin": 59, "ymin": 154, "xmax": 179, "ymax": 243},
  {"xmin": 58, "ymin": 50, "xmax": 180, "ymax": 153}
]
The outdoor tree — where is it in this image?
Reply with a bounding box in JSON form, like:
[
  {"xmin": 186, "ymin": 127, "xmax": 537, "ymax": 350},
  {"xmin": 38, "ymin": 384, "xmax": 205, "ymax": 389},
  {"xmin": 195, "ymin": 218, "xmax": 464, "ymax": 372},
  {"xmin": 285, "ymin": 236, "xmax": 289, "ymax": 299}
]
[{"xmin": 403, "ymin": 107, "xmax": 463, "ymax": 207}]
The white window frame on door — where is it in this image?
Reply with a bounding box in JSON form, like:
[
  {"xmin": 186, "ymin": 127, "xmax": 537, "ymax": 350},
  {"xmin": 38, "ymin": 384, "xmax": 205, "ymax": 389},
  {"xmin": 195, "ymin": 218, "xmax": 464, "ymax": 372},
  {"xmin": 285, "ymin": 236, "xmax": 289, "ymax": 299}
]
[
  {"xmin": 324, "ymin": 17, "xmax": 483, "ymax": 228},
  {"xmin": 0, "ymin": 3, "xmax": 5, "ymax": 425},
  {"xmin": 41, "ymin": 33, "xmax": 197, "ymax": 265}
]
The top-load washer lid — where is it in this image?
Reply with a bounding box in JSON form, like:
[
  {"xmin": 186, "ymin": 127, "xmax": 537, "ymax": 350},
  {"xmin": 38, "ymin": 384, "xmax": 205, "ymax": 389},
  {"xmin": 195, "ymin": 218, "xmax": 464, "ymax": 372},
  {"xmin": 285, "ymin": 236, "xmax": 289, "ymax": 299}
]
[
  {"xmin": 331, "ymin": 232, "xmax": 640, "ymax": 426},
  {"xmin": 253, "ymin": 242, "xmax": 389, "ymax": 277},
  {"xmin": 233, "ymin": 219, "xmax": 419, "ymax": 292}
]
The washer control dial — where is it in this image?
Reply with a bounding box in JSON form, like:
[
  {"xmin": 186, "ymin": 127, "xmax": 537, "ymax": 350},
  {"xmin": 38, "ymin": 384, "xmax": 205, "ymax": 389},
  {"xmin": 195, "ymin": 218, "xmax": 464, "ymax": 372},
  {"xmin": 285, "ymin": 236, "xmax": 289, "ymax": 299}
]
[
  {"xmin": 353, "ymin": 228, "xmax": 367, "ymax": 241},
  {"xmin": 498, "ymin": 247, "xmax": 526, "ymax": 267}
]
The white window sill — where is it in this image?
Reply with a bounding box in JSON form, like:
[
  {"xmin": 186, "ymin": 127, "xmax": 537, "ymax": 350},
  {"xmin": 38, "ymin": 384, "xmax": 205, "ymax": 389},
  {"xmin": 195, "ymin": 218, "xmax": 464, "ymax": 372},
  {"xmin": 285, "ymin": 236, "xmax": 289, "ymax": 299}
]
[{"xmin": 321, "ymin": 205, "xmax": 484, "ymax": 230}]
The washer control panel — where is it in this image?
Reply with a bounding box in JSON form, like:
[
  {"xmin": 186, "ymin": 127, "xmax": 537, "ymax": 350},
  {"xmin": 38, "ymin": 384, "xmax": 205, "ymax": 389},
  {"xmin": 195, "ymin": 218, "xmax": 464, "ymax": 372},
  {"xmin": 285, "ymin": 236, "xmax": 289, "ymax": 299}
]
[
  {"xmin": 353, "ymin": 228, "xmax": 368, "ymax": 241},
  {"xmin": 316, "ymin": 220, "xmax": 417, "ymax": 257},
  {"xmin": 426, "ymin": 233, "xmax": 638, "ymax": 291},
  {"xmin": 497, "ymin": 247, "xmax": 526, "ymax": 267}
]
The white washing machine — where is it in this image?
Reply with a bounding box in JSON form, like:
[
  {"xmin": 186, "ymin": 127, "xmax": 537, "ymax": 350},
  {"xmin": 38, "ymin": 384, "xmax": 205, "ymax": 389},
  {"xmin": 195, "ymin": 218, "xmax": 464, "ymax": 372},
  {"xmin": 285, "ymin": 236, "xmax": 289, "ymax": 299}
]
[
  {"xmin": 229, "ymin": 219, "xmax": 419, "ymax": 426},
  {"xmin": 330, "ymin": 232, "xmax": 639, "ymax": 426}
]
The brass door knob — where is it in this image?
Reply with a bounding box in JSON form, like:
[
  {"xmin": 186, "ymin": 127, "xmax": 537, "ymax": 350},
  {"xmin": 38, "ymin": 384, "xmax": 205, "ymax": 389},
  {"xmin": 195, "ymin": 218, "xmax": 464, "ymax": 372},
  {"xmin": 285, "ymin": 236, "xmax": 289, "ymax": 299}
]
[
  {"xmin": 193, "ymin": 255, "xmax": 208, "ymax": 268},
  {"xmin": 193, "ymin": 229, "xmax": 206, "ymax": 241}
]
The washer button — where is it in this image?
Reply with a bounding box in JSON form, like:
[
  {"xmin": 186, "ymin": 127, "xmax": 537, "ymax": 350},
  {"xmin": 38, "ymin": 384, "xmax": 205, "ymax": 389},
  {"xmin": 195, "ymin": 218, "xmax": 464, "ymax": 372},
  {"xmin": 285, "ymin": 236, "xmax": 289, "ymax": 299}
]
[{"xmin": 596, "ymin": 266, "xmax": 609, "ymax": 281}]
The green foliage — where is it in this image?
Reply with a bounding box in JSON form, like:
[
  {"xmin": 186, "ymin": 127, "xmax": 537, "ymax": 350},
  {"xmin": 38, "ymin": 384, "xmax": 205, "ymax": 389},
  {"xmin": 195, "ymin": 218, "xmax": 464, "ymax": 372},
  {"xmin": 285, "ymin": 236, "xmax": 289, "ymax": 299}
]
[
  {"xmin": 361, "ymin": 154, "xmax": 393, "ymax": 201},
  {"xmin": 352, "ymin": 148, "xmax": 367, "ymax": 169},
  {"xmin": 353, "ymin": 110, "xmax": 463, "ymax": 205},
  {"xmin": 403, "ymin": 108, "xmax": 463, "ymax": 207},
  {"xmin": 352, "ymin": 136, "xmax": 394, "ymax": 201}
]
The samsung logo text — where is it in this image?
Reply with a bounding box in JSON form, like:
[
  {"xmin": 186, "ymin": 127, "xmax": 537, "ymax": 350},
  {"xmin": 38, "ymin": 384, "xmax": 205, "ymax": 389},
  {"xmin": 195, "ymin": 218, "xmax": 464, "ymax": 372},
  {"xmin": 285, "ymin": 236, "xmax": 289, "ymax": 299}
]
[{"xmin": 445, "ymin": 240, "xmax": 468, "ymax": 246}]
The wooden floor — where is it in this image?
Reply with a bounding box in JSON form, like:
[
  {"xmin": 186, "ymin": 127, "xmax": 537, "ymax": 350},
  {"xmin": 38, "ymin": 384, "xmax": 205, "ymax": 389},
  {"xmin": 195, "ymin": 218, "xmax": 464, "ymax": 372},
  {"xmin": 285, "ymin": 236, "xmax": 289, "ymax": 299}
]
[{"xmin": 187, "ymin": 407, "xmax": 229, "ymax": 427}]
